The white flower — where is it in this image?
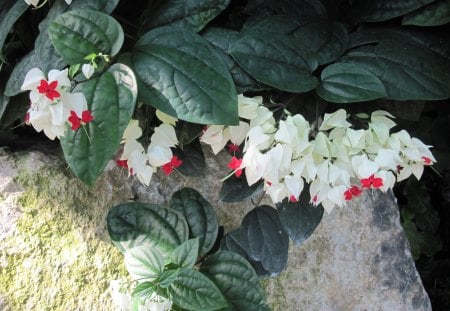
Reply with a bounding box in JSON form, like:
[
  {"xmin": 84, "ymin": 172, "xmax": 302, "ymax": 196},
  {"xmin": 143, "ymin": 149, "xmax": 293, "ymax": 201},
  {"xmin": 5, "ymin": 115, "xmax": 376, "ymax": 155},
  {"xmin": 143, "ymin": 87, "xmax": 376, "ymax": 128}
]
[
  {"xmin": 109, "ymin": 280, "xmax": 131, "ymax": 311},
  {"xmin": 156, "ymin": 109, "xmax": 178, "ymax": 126},
  {"xmin": 374, "ymin": 148, "xmax": 402, "ymax": 171},
  {"xmin": 147, "ymin": 144, "xmax": 172, "ymax": 167},
  {"xmin": 238, "ymin": 95, "xmax": 261, "ymax": 120},
  {"xmin": 151, "ymin": 124, "xmax": 178, "ymax": 148},
  {"xmin": 200, "ymin": 125, "xmax": 230, "ymax": 154},
  {"xmin": 128, "ymin": 150, "xmax": 153, "ymax": 186},
  {"xmin": 122, "ymin": 120, "xmax": 142, "ymax": 143},
  {"xmin": 227, "ymin": 121, "xmax": 250, "ymax": 146},
  {"xmin": 81, "ymin": 63, "xmax": 95, "ymax": 79},
  {"xmin": 242, "ymin": 145, "xmax": 270, "ymax": 185},
  {"xmin": 319, "ymin": 109, "xmax": 351, "ymax": 131},
  {"xmin": 24, "ymin": 0, "xmax": 41, "ymax": 7},
  {"xmin": 64, "ymin": 0, "xmax": 72, "ymax": 5}
]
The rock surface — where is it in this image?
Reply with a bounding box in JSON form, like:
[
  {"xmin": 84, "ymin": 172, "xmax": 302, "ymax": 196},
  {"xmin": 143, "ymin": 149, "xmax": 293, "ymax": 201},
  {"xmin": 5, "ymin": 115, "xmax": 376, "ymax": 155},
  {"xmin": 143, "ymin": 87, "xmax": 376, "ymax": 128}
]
[{"xmin": 0, "ymin": 146, "xmax": 431, "ymax": 310}]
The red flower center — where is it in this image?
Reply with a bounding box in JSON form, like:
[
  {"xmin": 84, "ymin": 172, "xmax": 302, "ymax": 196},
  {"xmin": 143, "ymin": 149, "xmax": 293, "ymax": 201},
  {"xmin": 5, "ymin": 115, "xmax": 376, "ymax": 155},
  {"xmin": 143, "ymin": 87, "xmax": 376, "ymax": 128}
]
[
  {"xmin": 421, "ymin": 156, "xmax": 432, "ymax": 165},
  {"xmin": 344, "ymin": 185, "xmax": 362, "ymax": 201},
  {"xmin": 37, "ymin": 79, "xmax": 60, "ymax": 101},
  {"xmin": 360, "ymin": 174, "xmax": 383, "ymax": 189},
  {"xmin": 289, "ymin": 195, "xmax": 298, "ymax": 203},
  {"xmin": 162, "ymin": 155, "xmax": 183, "ymax": 175},
  {"xmin": 68, "ymin": 110, "xmax": 94, "ymax": 131},
  {"xmin": 226, "ymin": 143, "xmax": 240, "ymax": 154},
  {"xmin": 227, "ymin": 156, "xmax": 243, "ymax": 177}
]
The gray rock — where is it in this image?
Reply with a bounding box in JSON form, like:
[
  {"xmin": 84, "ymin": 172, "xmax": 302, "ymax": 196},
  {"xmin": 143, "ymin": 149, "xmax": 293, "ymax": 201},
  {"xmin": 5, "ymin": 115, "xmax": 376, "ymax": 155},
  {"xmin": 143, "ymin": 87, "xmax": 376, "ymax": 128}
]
[{"xmin": 0, "ymin": 147, "xmax": 431, "ymax": 310}]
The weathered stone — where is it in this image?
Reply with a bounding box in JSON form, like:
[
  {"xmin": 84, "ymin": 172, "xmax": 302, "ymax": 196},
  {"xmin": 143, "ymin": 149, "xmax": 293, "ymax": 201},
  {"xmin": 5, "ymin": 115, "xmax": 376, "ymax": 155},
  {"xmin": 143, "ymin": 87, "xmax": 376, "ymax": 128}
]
[{"xmin": 0, "ymin": 147, "xmax": 431, "ymax": 310}]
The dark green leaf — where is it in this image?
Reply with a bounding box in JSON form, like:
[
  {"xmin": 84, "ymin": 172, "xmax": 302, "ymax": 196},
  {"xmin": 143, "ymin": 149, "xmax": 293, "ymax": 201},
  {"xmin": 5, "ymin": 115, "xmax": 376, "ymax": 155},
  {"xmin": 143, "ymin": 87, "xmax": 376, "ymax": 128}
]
[
  {"xmin": 34, "ymin": 30, "xmax": 66, "ymax": 73},
  {"xmin": 107, "ymin": 202, "xmax": 189, "ymax": 257},
  {"xmin": 175, "ymin": 121, "xmax": 203, "ymax": 145},
  {"xmin": 244, "ymin": 0, "xmax": 327, "ymax": 19},
  {"xmin": 158, "ymin": 269, "xmax": 180, "ymax": 288},
  {"xmin": 276, "ymin": 188, "xmax": 324, "ymax": 246},
  {"xmin": 229, "ymin": 32, "xmax": 318, "ymax": 93},
  {"xmin": 0, "ymin": 0, "xmax": 28, "ymax": 62},
  {"xmin": 0, "ymin": 93, "xmax": 28, "ymax": 129},
  {"xmin": 167, "ymin": 268, "xmax": 227, "ymax": 310},
  {"xmin": 70, "ymin": 0, "xmax": 120, "ymax": 13},
  {"xmin": 170, "ymin": 188, "xmax": 218, "ymax": 256},
  {"xmin": 128, "ymin": 26, "xmax": 238, "ymax": 125},
  {"xmin": 240, "ymin": 206, "xmax": 289, "ymax": 274},
  {"xmin": 403, "ymin": 0, "xmax": 450, "ymax": 26},
  {"xmin": 48, "ymin": 9, "xmax": 124, "ymax": 64},
  {"xmin": 316, "ymin": 62, "xmax": 387, "ymax": 103},
  {"xmin": 132, "ymin": 282, "xmax": 156, "ymax": 298},
  {"xmin": 125, "ymin": 244, "xmax": 165, "ymax": 282},
  {"xmin": 61, "ymin": 64, "xmax": 136, "ymax": 185},
  {"xmin": 172, "ymin": 139, "xmax": 206, "ymax": 177},
  {"xmin": 220, "ymin": 176, "xmax": 264, "ymax": 202},
  {"xmin": 142, "ymin": 0, "xmax": 230, "ymax": 32},
  {"xmin": 4, "ymin": 51, "xmax": 36, "ymax": 97},
  {"xmin": 342, "ymin": 40, "xmax": 450, "ymax": 100},
  {"xmin": 0, "ymin": 93, "xmax": 9, "ymax": 124},
  {"xmin": 350, "ymin": 0, "xmax": 435, "ymax": 22},
  {"xmin": 171, "ymin": 238, "xmax": 199, "ymax": 268},
  {"xmin": 201, "ymin": 251, "xmax": 268, "ymax": 311}
]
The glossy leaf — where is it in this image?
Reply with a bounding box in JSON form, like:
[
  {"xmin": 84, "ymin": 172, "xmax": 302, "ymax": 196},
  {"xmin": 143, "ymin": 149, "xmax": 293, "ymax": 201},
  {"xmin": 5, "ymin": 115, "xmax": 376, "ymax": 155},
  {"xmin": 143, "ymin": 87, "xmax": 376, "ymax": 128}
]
[
  {"xmin": 316, "ymin": 62, "xmax": 387, "ymax": 103},
  {"xmin": 170, "ymin": 188, "xmax": 218, "ymax": 256},
  {"xmin": 201, "ymin": 251, "xmax": 268, "ymax": 310},
  {"xmin": 127, "ymin": 26, "xmax": 238, "ymax": 125},
  {"xmin": 240, "ymin": 206, "xmax": 289, "ymax": 274},
  {"xmin": 229, "ymin": 31, "xmax": 318, "ymax": 93},
  {"xmin": 350, "ymin": 0, "xmax": 434, "ymax": 22},
  {"xmin": 220, "ymin": 176, "xmax": 264, "ymax": 202},
  {"xmin": 142, "ymin": 0, "xmax": 230, "ymax": 32},
  {"xmin": 244, "ymin": 0, "xmax": 326, "ymax": 19},
  {"xmin": 132, "ymin": 282, "xmax": 156, "ymax": 298},
  {"xmin": 48, "ymin": 9, "xmax": 124, "ymax": 64},
  {"xmin": 4, "ymin": 51, "xmax": 36, "ymax": 97},
  {"xmin": 403, "ymin": 0, "xmax": 450, "ymax": 26},
  {"xmin": 175, "ymin": 122, "xmax": 203, "ymax": 145},
  {"xmin": 172, "ymin": 139, "xmax": 206, "ymax": 177},
  {"xmin": 342, "ymin": 40, "xmax": 450, "ymax": 100},
  {"xmin": 158, "ymin": 269, "xmax": 180, "ymax": 288},
  {"xmin": 167, "ymin": 268, "xmax": 227, "ymax": 310},
  {"xmin": 107, "ymin": 202, "xmax": 189, "ymax": 258},
  {"xmin": 60, "ymin": 64, "xmax": 136, "ymax": 185},
  {"xmin": 0, "ymin": 93, "xmax": 8, "ymax": 123},
  {"xmin": 70, "ymin": 0, "xmax": 120, "ymax": 13},
  {"xmin": 171, "ymin": 238, "xmax": 199, "ymax": 269},
  {"xmin": 34, "ymin": 30, "xmax": 66, "ymax": 74},
  {"xmin": 125, "ymin": 245, "xmax": 164, "ymax": 282},
  {"xmin": 276, "ymin": 189, "xmax": 324, "ymax": 246},
  {"xmin": 0, "ymin": 0, "xmax": 28, "ymax": 62}
]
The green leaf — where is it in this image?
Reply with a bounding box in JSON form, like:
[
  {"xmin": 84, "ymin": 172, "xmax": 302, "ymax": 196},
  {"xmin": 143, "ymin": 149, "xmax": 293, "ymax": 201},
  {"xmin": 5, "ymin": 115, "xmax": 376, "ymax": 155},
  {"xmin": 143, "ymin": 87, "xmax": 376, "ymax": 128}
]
[
  {"xmin": 4, "ymin": 51, "xmax": 36, "ymax": 97},
  {"xmin": 0, "ymin": 0, "xmax": 28, "ymax": 62},
  {"xmin": 0, "ymin": 93, "xmax": 28, "ymax": 129},
  {"xmin": 127, "ymin": 26, "xmax": 238, "ymax": 125},
  {"xmin": 142, "ymin": 0, "xmax": 230, "ymax": 32},
  {"xmin": 316, "ymin": 62, "xmax": 387, "ymax": 103},
  {"xmin": 171, "ymin": 238, "xmax": 199, "ymax": 269},
  {"xmin": 350, "ymin": 0, "xmax": 435, "ymax": 22},
  {"xmin": 403, "ymin": 0, "xmax": 450, "ymax": 26},
  {"xmin": 0, "ymin": 93, "xmax": 9, "ymax": 124},
  {"xmin": 244, "ymin": 0, "xmax": 326, "ymax": 19},
  {"xmin": 240, "ymin": 206, "xmax": 289, "ymax": 274},
  {"xmin": 48, "ymin": 9, "xmax": 124, "ymax": 65},
  {"xmin": 70, "ymin": 0, "xmax": 120, "ymax": 13},
  {"xmin": 166, "ymin": 268, "xmax": 227, "ymax": 310},
  {"xmin": 158, "ymin": 269, "xmax": 180, "ymax": 288},
  {"xmin": 229, "ymin": 32, "xmax": 318, "ymax": 93},
  {"xmin": 132, "ymin": 282, "xmax": 156, "ymax": 298},
  {"xmin": 170, "ymin": 188, "xmax": 218, "ymax": 256},
  {"xmin": 175, "ymin": 122, "xmax": 203, "ymax": 145},
  {"xmin": 201, "ymin": 251, "xmax": 268, "ymax": 311},
  {"xmin": 276, "ymin": 187, "xmax": 324, "ymax": 246},
  {"xmin": 220, "ymin": 176, "xmax": 264, "ymax": 202},
  {"xmin": 34, "ymin": 30, "xmax": 66, "ymax": 73},
  {"xmin": 172, "ymin": 139, "xmax": 206, "ymax": 177},
  {"xmin": 342, "ymin": 40, "xmax": 450, "ymax": 100},
  {"xmin": 60, "ymin": 64, "xmax": 136, "ymax": 185},
  {"xmin": 125, "ymin": 245, "xmax": 165, "ymax": 282},
  {"xmin": 107, "ymin": 202, "xmax": 189, "ymax": 258}
]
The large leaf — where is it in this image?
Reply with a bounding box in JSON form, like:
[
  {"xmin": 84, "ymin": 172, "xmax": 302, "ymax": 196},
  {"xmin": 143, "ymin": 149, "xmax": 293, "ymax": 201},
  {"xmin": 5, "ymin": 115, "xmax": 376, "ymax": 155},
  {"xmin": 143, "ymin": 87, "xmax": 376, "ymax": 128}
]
[
  {"xmin": 316, "ymin": 62, "xmax": 387, "ymax": 103},
  {"xmin": 276, "ymin": 188, "xmax": 324, "ymax": 246},
  {"xmin": 0, "ymin": 0, "xmax": 28, "ymax": 62},
  {"xmin": 48, "ymin": 9, "xmax": 124, "ymax": 65},
  {"xmin": 349, "ymin": 0, "xmax": 435, "ymax": 22},
  {"xmin": 172, "ymin": 139, "xmax": 206, "ymax": 177},
  {"xmin": 0, "ymin": 93, "xmax": 8, "ymax": 123},
  {"xmin": 240, "ymin": 206, "xmax": 289, "ymax": 274},
  {"xmin": 142, "ymin": 0, "xmax": 230, "ymax": 32},
  {"xmin": 171, "ymin": 238, "xmax": 199, "ymax": 269},
  {"xmin": 229, "ymin": 31, "xmax": 318, "ymax": 93},
  {"xmin": 220, "ymin": 176, "xmax": 264, "ymax": 202},
  {"xmin": 170, "ymin": 188, "xmax": 218, "ymax": 256},
  {"xmin": 166, "ymin": 268, "xmax": 228, "ymax": 310},
  {"xmin": 60, "ymin": 64, "xmax": 136, "ymax": 185},
  {"xmin": 107, "ymin": 203, "xmax": 189, "ymax": 257},
  {"xmin": 403, "ymin": 0, "xmax": 450, "ymax": 26},
  {"xmin": 34, "ymin": 31, "xmax": 66, "ymax": 73},
  {"xmin": 125, "ymin": 244, "xmax": 165, "ymax": 283},
  {"xmin": 244, "ymin": 0, "xmax": 327, "ymax": 19},
  {"xmin": 70, "ymin": 0, "xmax": 120, "ymax": 13},
  {"xmin": 342, "ymin": 40, "xmax": 450, "ymax": 100},
  {"xmin": 4, "ymin": 51, "xmax": 36, "ymax": 97},
  {"xmin": 201, "ymin": 251, "xmax": 268, "ymax": 311},
  {"xmin": 127, "ymin": 26, "xmax": 238, "ymax": 125}
]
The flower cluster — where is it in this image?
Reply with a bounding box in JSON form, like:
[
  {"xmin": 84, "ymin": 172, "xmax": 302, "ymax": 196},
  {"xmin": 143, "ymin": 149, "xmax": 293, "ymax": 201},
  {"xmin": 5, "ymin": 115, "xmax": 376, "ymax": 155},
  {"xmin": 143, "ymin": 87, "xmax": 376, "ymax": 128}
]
[
  {"xmin": 201, "ymin": 95, "xmax": 436, "ymax": 213},
  {"xmin": 21, "ymin": 68, "xmax": 93, "ymax": 140},
  {"xmin": 25, "ymin": 0, "xmax": 72, "ymax": 8},
  {"xmin": 116, "ymin": 115, "xmax": 182, "ymax": 186}
]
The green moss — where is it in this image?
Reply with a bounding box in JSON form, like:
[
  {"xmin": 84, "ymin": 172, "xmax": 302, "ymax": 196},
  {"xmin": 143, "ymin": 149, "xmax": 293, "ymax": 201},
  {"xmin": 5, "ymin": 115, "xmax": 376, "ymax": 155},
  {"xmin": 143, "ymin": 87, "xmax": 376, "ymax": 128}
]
[{"xmin": 0, "ymin": 155, "xmax": 129, "ymax": 310}]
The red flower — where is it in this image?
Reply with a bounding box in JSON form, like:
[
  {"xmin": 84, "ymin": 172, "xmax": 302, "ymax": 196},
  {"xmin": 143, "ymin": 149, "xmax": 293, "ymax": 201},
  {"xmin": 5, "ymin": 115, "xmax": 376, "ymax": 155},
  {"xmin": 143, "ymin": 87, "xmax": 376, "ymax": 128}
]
[
  {"xmin": 289, "ymin": 195, "xmax": 298, "ymax": 203},
  {"xmin": 37, "ymin": 79, "xmax": 60, "ymax": 101},
  {"xmin": 162, "ymin": 155, "xmax": 183, "ymax": 175},
  {"xmin": 116, "ymin": 159, "xmax": 128, "ymax": 169},
  {"xmin": 68, "ymin": 110, "xmax": 94, "ymax": 131},
  {"xmin": 226, "ymin": 143, "xmax": 240, "ymax": 154},
  {"xmin": 312, "ymin": 195, "xmax": 318, "ymax": 204},
  {"xmin": 360, "ymin": 174, "xmax": 383, "ymax": 189},
  {"xmin": 422, "ymin": 156, "xmax": 432, "ymax": 165},
  {"xmin": 25, "ymin": 112, "xmax": 30, "ymax": 125},
  {"xmin": 344, "ymin": 185, "xmax": 362, "ymax": 201},
  {"xmin": 227, "ymin": 156, "xmax": 243, "ymax": 177}
]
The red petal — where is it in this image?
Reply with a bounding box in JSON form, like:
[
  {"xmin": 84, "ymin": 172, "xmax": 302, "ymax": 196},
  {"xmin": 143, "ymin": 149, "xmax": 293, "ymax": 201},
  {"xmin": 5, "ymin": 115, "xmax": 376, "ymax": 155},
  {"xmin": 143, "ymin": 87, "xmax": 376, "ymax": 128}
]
[
  {"xmin": 68, "ymin": 111, "xmax": 81, "ymax": 130},
  {"xmin": 421, "ymin": 156, "xmax": 432, "ymax": 165},
  {"xmin": 289, "ymin": 195, "xmax": 298, "ymax": 203},
  {"xmin": 234, "ymin": 169, "xmax": 243, "ymax": 178},
  {"xmin": 116, "ymin": 159, "xmax": 128, "ymax": 168},
  {"xmin": 227, "ymin": 156, "xmax": 242, "ymax": 170},
  {"xmin": 162, "ymin": 163, "xmax": 173, "ymax": 175},
  {"xmin": 37, "ymin": 80, "xmax": 49, "ymax": 94},
  {"xmin": 372, "ymin": 178, "xmax": 383, "ymax": 188},
  {"xmin": 48, "ymin": 80, "xmax": 58, "ymax": 89},
  {"xmin": 171, "ymin": 155, "xmax": 183, "ymax": 168},
  {"xmin": 350, "ymin": 186, "xmax": 362, "ymax": 196},
  {"xmin": 81, "ymin": 110, "xmax": 94, "ymax": 123},
  {"xmin": 344, "ymin": 190, "xmax": 353, "ymax": 201},
  {"xmin": 360, "ymin": 178, "xmax": 372, "ymax": 188}
]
